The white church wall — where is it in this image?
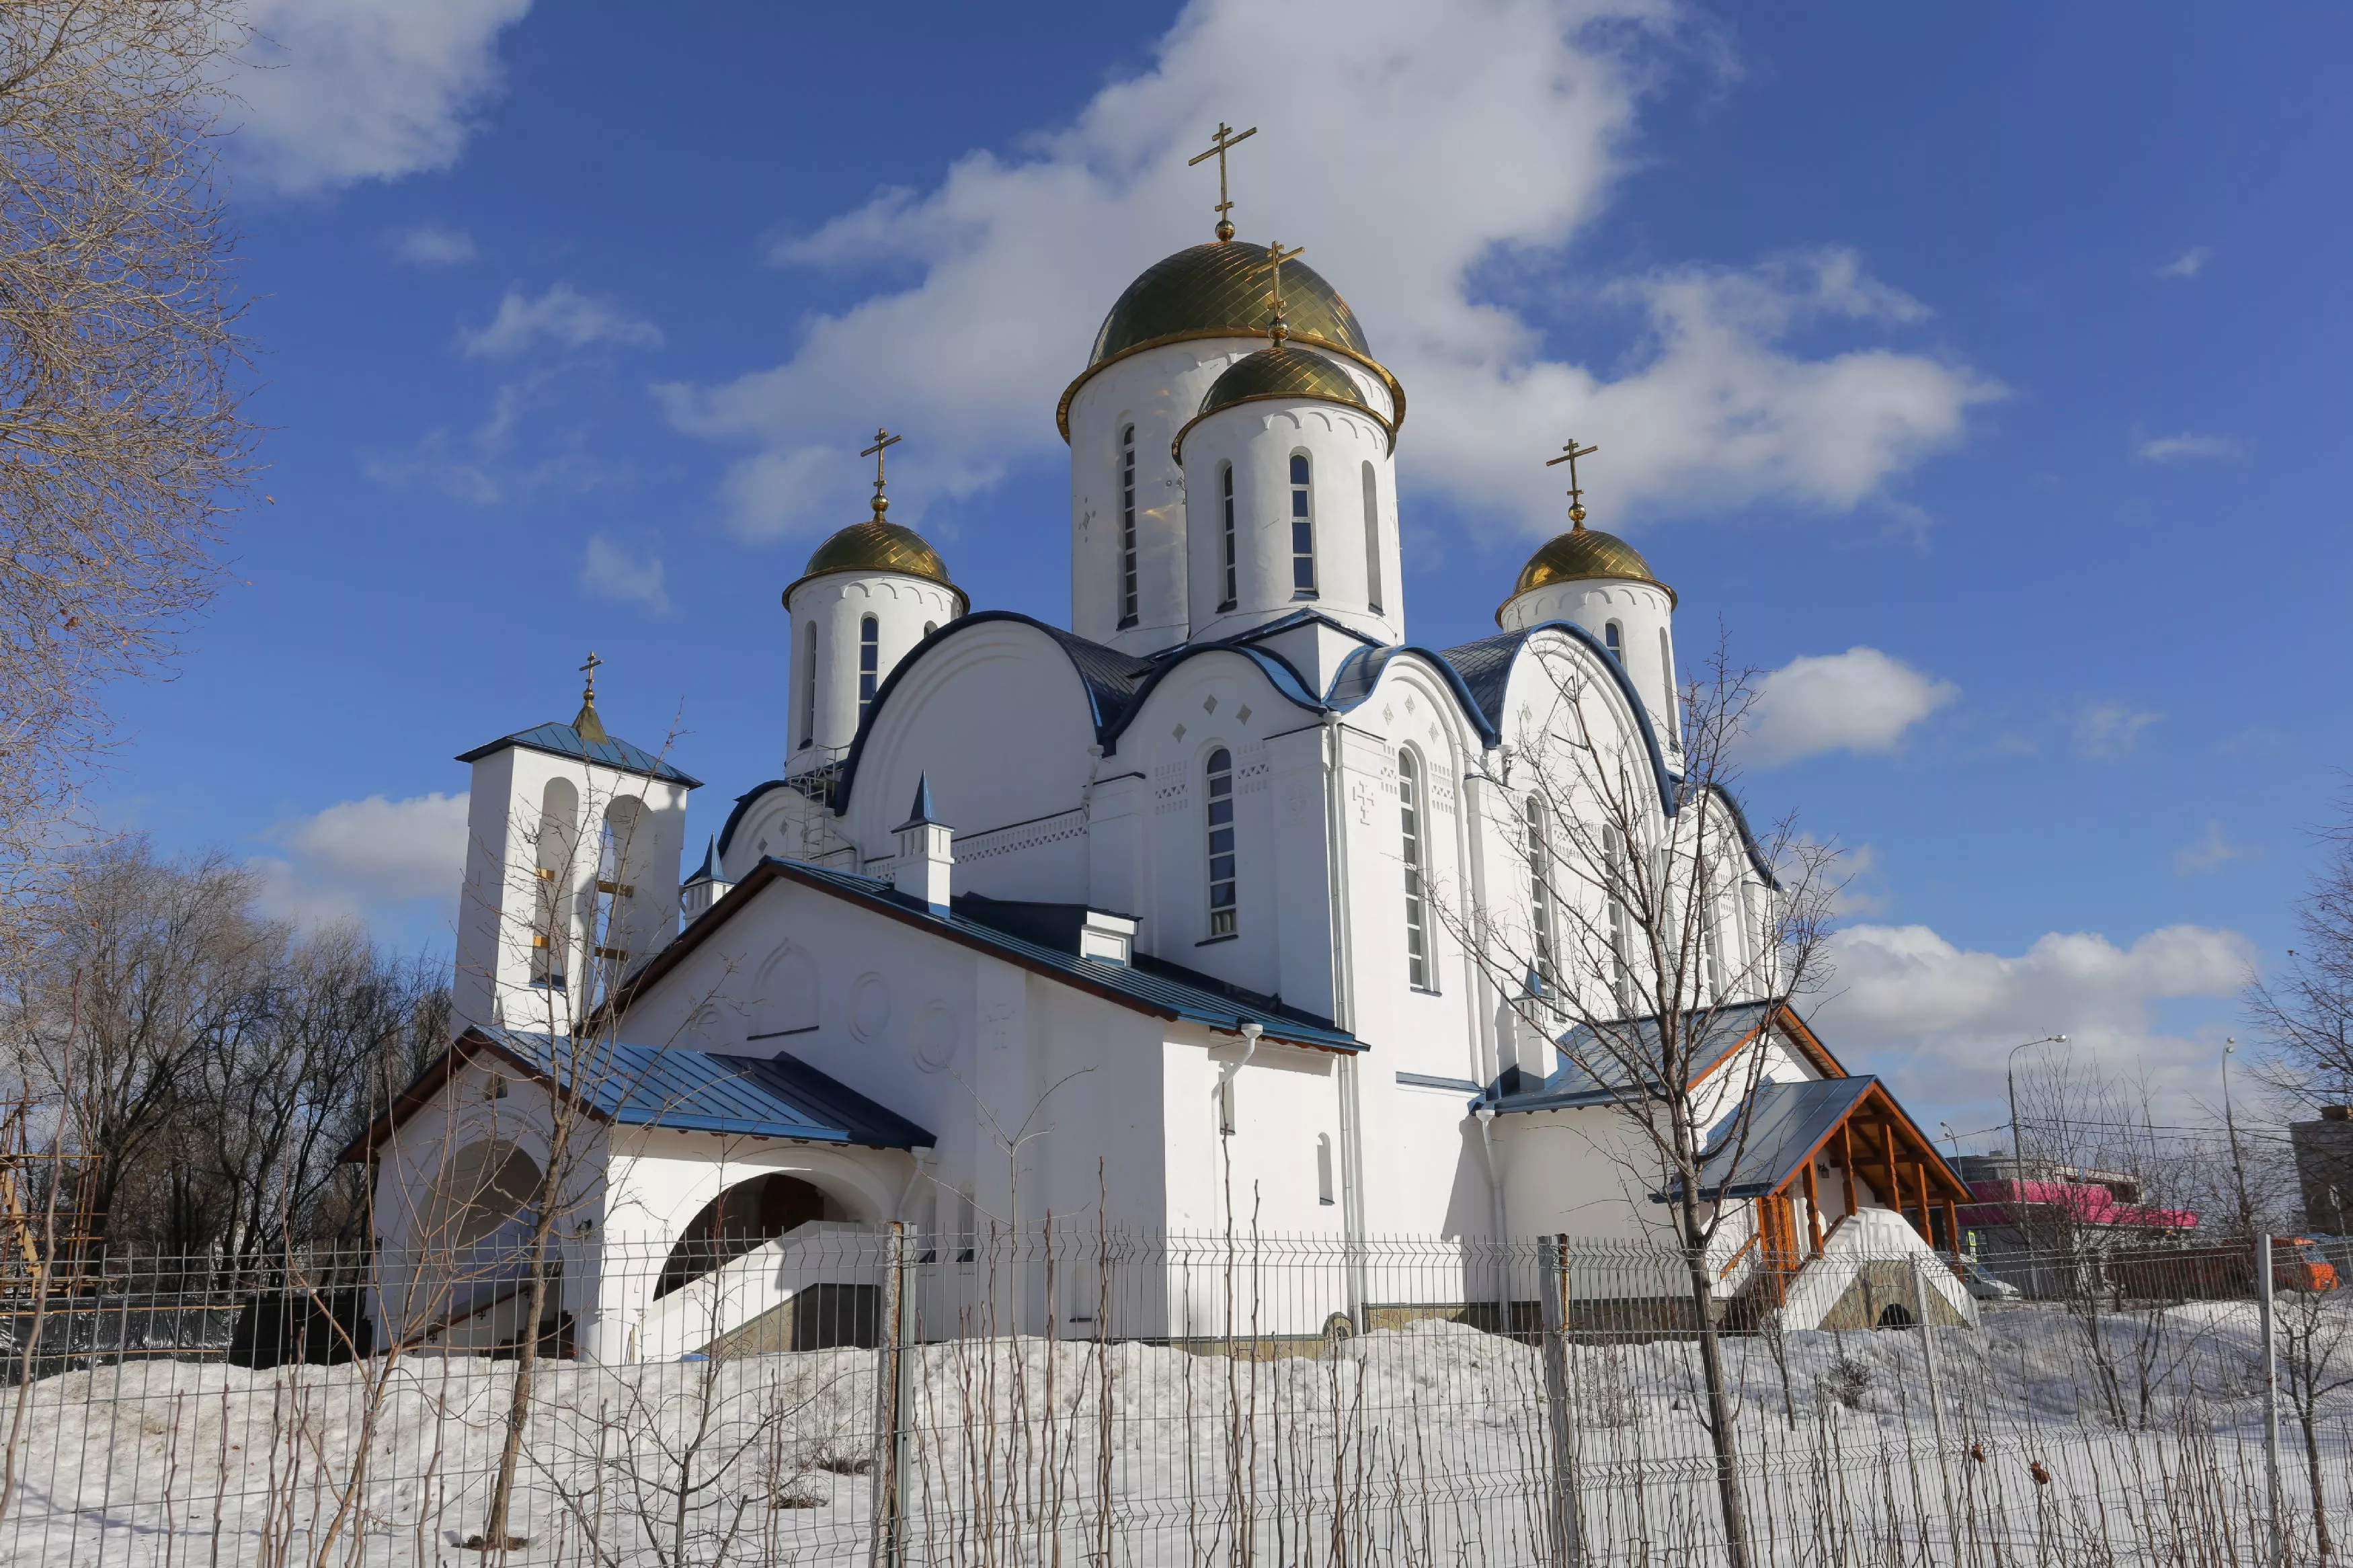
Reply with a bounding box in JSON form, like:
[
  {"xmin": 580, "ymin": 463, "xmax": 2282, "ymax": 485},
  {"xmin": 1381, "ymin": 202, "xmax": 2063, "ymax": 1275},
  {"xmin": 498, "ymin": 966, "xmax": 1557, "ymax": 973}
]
[
  {"xmin": 840, "ymin": 622, "xmax": 1099, "ymax": 900},
  {"xmin": 1496, "ymin": 1106, "xmax": 1677, "ymax": 1246},
  {"xmin": 786, "ymin": 573, "xmax": 963, "ymax": 774},
  {"xmin": 1067, "ymin": 341, "xmax": 1258, "ymax": 655}
]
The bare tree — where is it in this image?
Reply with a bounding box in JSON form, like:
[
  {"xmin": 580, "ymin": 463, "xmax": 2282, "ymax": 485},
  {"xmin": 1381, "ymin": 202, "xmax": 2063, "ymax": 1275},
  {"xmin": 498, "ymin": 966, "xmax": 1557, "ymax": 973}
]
[
  {"xmin": 0, "ymin": 1, "xmax": 253, "ymax": 942},
  {"xmin": 1433, "ymin": 629, "xmax": 1840, "ymax": 1568},
  {"xmin": 2249, "ymin": 793, "xmax": 2353, "ymax": 1110}
]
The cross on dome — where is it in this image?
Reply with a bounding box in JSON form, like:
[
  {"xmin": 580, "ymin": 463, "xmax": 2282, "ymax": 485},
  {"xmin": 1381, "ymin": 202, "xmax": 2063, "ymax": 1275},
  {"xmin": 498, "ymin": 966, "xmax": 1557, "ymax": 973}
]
[
  {"xmin": 861, "ymin": 427, "xmax": 903, "ymax": 520},
  {"xmin": 1186, "ymin": 122, "xmax": 1257, "ymax": 242},
  {"xmin": 574, "ymin": 650, "xmax": 610, "ymax": 742},
  {"xmin": 1545, "ymin": 437, "xmax": 1599, "ymax": 529},
  {"xmin": 1263, "ymin": 240, "xmax": 1304, "ymax": 342}
]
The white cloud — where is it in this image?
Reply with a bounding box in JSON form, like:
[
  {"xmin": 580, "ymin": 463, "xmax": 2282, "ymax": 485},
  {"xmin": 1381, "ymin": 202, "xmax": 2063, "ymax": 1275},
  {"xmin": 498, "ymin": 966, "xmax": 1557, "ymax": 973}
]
[
  {"xmin": 2137, "ymin": 431, "xmax": 2243, "ymax": 463},
  {"xmin": 459, "ymin": 283, "xmax": 664, "ymax": 360},
  {"xmin": 661, "ymin": 0, "xmax": 2000, "ymax": 544},
  {"xmin": 249, "ymin": 792, "xmax": 469, "ymax": 928},
  {"xmin": 393, "ymin": 221, "xmax": 478, "ymax": 266},
  {"xmin": 582, "ymin": 534, "xmax": 672, "ymax": 614},
  {"xmin": 1743, "ymin": 647, "xmax": 1957, "ymax": 768},
  {"xmin": 229, "ymin": 0, "xmax": 532, "ymax": 195},
  {"xmin": 2155, "ymin": 247, "xmax": 2212, "ymax": 280},
  {"xmin": 2176, "ymin": 821, "xmax": 2256, "ymax": 874},
  {"xmin": 2074, "ymin": 702, "xmax": 2162, "ymax": 758},
  {"xmin": 1812, "ymin": 920, "xmax": 2256, "ymax": 1115}
]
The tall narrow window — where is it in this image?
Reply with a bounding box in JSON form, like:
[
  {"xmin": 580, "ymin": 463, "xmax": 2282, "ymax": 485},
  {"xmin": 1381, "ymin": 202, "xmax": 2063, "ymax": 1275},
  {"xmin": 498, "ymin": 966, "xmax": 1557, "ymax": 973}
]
[
  {"xmin": 1604, "ymin": 825, "xmax": 1634, "ymax": 1013},
  {"xmin": 1400, "ymin": 749, "xmax": 1430, "ymax": 989},
  {"xmin": 1703, "ymin": 903, "xmax": 1726, "ymax": 1001},
  {"xmin": 1604, "ymin": 621, "xmax": 1624, "ymax": 663},
  {"xmin": 1218, "ymin": 462, "xmax": 1238, "ymax": 610},
  {"xmin": 858, "ymin": 616, "xmax": 879, "ymax": 725},
  {"xmin": 1659, "ymin": 628, "xmax": 1679, "ymax": 744},
  {"xmin": 1289, "ymin": 453, "xmax": 1317, "ymax": 599},
  {"xmin": 797, "ymin": 622, "xmax": 817, "ymax": 751},
  {"xmin": 1205, "ymin": 747, "xmax": 1237, "ymax": 936},
  {"xmin": 1525, "ymin": 796, "xmax": 1554, "ymax": 988},
  {"xmin": 1316, "ymin": 1134, "xmax": 1335, "ymax": 1205},
  {"xmin": 1361, "ymin": 462, "xmax": 1384, "ymax": 614},
  {"xmin": 924, "ymin": 621, "xmax": 937, "ymax": 638},
  {"xmin": 1118, "ymin": 425, "xmax": 1139, "ymax": 628}
]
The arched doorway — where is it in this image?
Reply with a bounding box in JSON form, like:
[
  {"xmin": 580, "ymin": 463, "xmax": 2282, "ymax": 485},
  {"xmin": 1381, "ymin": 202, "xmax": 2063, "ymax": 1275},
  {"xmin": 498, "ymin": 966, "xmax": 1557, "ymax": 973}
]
[
  {"xmin": 423, "ymin": 1141, "xmax": 543, "ymax": 1252},
  {"xmin": 655, "ymin": 1172, "xmax": 844, "ymax": 1298}
]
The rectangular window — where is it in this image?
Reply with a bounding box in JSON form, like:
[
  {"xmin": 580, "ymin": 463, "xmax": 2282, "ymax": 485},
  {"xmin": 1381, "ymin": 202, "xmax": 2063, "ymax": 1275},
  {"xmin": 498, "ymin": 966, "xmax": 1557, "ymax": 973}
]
[
  {"xmin": 1317, "ymin": 1134, "xmax": 1335, "ymax": 1205},
  {"xmin": 1400, "ymin": 749, "xmax": 1429, "ymax": 989},
  {"xmin": 1219, "ymin": 463, "xmax": 1237, "ymax": 610},
  {"xmin": 1290, "ymin": 453, "xmax": 1316, "ymax": 598},
  {"xmin": 1362, "ymin": 462, "xmax": 1384, "ymax": 615},
  {"xmin": 858, "ymin": 616, "xmax": 879, "ymax": 725},
  {"xmin": 1207, "ymin": 748, "xmax": 1236, "ymax": 936},
  {"xmin": 1525, "ymin": 798, "xmax": 1554, "ymax": 989},
  {"xmin": 798, "ymin": 622, "xmax": 817, "ymax": 749},
  {"xmin": 1119, "ymin": 425, "xmax": 1139, "ymax": 628}
]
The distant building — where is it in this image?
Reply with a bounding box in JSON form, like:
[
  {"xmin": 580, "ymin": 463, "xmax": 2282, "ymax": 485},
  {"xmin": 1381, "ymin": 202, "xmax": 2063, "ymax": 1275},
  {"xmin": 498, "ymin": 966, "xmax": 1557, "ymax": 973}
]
[{"xmin": 2290, "ymin": 1108, "xmax": 2353, "ymax": 1235}]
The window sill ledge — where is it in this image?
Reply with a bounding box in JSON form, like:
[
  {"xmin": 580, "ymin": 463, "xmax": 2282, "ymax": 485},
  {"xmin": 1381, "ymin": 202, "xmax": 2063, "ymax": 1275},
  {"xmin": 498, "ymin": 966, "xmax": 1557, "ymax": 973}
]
[{"xmin": 1196, "ymin": 933, "xmax": 1239, "ymax": 947}]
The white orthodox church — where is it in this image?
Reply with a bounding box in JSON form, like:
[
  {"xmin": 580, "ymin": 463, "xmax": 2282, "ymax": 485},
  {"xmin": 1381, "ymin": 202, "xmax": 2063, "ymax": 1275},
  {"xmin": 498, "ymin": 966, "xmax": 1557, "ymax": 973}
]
[{"xmin": 348, "ymin": 204, "xmax": 1972, "ymax": 1358}]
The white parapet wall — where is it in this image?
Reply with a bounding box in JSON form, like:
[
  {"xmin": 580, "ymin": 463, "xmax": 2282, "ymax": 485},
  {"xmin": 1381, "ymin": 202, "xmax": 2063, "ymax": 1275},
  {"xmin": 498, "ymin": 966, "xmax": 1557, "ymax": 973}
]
[{"xmin": 1776, "ymin": 1207, "xmax": 1979, "ymax": 1331}]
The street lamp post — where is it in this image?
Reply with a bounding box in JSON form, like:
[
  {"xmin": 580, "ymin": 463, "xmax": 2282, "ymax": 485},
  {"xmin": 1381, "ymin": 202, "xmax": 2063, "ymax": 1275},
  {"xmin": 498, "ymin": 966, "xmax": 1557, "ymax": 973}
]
[
  {"xmin": 2005, "ymin": 1034, "xmax": 2071, "ymax": 1185},
  {"xmin": 2224, "ymin": 1037, "xmax": 2257, "ymax": 1238}
]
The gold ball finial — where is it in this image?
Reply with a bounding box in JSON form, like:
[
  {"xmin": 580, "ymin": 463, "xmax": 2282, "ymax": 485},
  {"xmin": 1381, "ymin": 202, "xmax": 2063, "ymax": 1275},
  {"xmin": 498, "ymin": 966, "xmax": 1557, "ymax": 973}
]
[
  {"xmin": 1215, "ymin": 218, "xmax": 1235, "ymax": 242},
  {"xmin": 1569, "ymin": 503, "xmax": 1587, "ymax": 528}
]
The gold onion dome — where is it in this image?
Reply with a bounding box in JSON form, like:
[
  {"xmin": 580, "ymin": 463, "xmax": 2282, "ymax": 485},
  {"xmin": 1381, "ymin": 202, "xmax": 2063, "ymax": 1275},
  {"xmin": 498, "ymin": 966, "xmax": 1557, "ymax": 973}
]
[
  {"xmin": 1174, "ymin": 345, "xmax": 1392, "ymax": 463},
  {"xmin": 1501, "ymin": 522, "xmax": 1676, "ymax": 622},
  {"xmin": 1058, "ymin": 239, "xmax": 1404, "ymax": 438},
  {"xmin": 782, "ymin": 519, "xmax": 967, "ymax": 611}
]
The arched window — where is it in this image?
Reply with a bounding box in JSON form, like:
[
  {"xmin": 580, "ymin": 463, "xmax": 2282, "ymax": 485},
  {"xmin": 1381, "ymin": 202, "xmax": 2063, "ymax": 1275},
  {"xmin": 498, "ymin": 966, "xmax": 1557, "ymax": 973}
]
[
  {"xmin": 924, "ymin": 620, "xmax": 937, "ymax": 638},
  {"xmin": 1218, "ymin": 462, "xmax": 1238, "ymax": 610},
  {"xmin": 858, "ymin": 616, "xmax": 880, "ymax": 725},
  {"xmin": 1399, "ymin": 749, "xmax": 1429, "ymax": 989},
  {"xmin": 594, "ymin": 797, "xmax": 641, "ymax": 968},
  {"xmin": 1118, "ymin": 424, "xmax": 1139, "ymax": 628},
  {"xmin": 1361, "ymin": 461, "xmax": 1384, "ymax": 614},
  {"xmin": 1659, "ymin": 628, "xmax": 1679, "ymax": 744},
  {"xmin": 1316, "ymin": 1133, "xmax": 1335, "ymax": 1205},
  {"xmin": 1603, "ymin": 825, "xmax": 1634, "ymax": 1013},
  {"xmin": 797, "ymin": 621, "xmax": 817, "ymax": 751},
  {"xmin": 1205, "ymin": 747, "xmax": 1237, "ymax": 937},
  {"xmin": 1604, "ymin": 620, "xmax": 1624, "ymax": 663},
  {"xmin": 1289, "ymin": 452, "xmax": 1317, "ymax": 599},
  {"xmin": 530, "ymin": 777, "xmax": 578, "ymax": 990},
  {"xmin": 1525, "ymin": 796, "xmax": 1554, "ymax": 987}
]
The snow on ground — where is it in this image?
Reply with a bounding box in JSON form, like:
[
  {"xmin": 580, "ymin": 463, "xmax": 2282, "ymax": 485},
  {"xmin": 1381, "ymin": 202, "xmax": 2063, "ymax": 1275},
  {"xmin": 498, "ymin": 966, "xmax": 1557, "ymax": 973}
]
[{"xmin": 0, "ymin": 1301, "xmax": 2332, "ymax": 1566}]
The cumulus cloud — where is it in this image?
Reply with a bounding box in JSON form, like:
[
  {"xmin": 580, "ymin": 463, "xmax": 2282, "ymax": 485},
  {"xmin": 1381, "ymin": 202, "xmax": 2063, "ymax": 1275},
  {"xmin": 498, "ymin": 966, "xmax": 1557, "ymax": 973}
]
[
  {"xmin": 2155, "ymin": 247, "xmax": 2212, "ymax": 280},
  {"xmin": 2176, "ymin": 821, "xmax": 2256, "ymax": 874},
  {"xmin": 661, "ymin": 0, "xmax": 1999, "ymax": 543},
  {"xmin": 582, "ymin": 534, "xmax": 672, "ymax": 614},
  {"xmin": 249, "ymin": 792, "xmax": 469, "ymax": 928},
  {"xmin": 230, "ymin": 0, "xmax": 532, "ymax": 195},
  {"xmin": 460, "ymin": 283, "xmax": 664, "ymax": 359},
  {"xmin": 393, "ymin": 221, "xmax": 478, "ymax": 266},
  {"xmin": 2074, "ymin": 702, "xmax": 2162, "ymax": 758},
  {"xmin": 1812, "ymin": 920, "xmax": 2256, "ymax": 1115},
  {"xmin": 2137, "ymin": 431, "xmax": 2243, "ymax": 463},
  {"xmin": 1743, "ymin": 647, "xmax": 1956, "ymax": 768}
]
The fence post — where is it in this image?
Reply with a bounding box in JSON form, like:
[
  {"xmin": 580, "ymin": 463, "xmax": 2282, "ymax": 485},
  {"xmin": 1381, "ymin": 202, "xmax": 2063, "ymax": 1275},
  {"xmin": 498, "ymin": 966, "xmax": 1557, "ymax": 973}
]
[
  {"xmin": 1910, "ymin": 1254, "xmax": 1956, "ymax": 1536},
  {"xmin": 869, "ymin": 1221, "xmax": 909, "ymax": 1568},
  {"xmin": 1538, "ymin": 1234, "xmax": 1583, "ymax": 1568},
  {"xmin": 2259, "ymin": 1232, "xmax": 2284, "ymax": 1568}
]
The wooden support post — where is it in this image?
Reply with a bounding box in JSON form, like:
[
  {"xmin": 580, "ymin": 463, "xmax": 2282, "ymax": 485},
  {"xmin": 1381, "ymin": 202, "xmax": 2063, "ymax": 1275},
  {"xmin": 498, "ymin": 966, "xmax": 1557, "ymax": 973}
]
[
  {"xmin": 1882, "ymin": 1122, "xmax": 1901, "ymax": 1216},
  {"xmin": 1911, "ymin": 1162, "xmax": 1931, "ymax": 1243},
  {"xmin": 1802, "ymin": 1158, "xmax": 1825, "ymax": 1256},
  {"xmin": 1839, "ymin": 1123, "xmax": 1858, "ymax": 1218},
  {"xmin": 1943, "ymin": 1197, "xmax": 1960, "ymax": 1255}
]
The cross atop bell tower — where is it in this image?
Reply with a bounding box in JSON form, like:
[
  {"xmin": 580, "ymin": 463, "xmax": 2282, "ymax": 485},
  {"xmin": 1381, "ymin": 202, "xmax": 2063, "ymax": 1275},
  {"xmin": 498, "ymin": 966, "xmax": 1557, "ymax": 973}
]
[{"xmin": 1187, "ymin": 122, "xmax": 1258, "ymax": 241}]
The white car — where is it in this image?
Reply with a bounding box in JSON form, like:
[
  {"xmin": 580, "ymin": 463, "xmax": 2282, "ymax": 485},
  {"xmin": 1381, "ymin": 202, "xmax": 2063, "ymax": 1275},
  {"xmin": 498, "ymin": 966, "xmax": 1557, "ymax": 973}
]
[{"xmin": 1950, "ymin": 1253, "xmax": 2022, "ymax": 1303}]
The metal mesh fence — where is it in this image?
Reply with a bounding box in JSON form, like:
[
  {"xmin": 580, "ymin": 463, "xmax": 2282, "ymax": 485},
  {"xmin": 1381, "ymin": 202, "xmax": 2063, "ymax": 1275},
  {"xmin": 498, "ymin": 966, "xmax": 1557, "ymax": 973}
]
[{"xmin": 0, "ymin": 1229, "xmax": 2340, "ymax": 1565}]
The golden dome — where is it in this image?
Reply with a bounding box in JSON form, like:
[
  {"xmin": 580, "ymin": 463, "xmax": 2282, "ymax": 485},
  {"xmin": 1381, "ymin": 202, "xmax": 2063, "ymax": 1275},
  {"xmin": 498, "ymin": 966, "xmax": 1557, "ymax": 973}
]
[
  {"xmin": 1057, "ymin": 239, "xmax": 1404, "ymax": 438},
  {"xmin": 782, "ymin": 520, "xmax": 967, "ymax": 611},
  {"xmin": 1499, "ymin": 523, "xmax": 1676, "ymax": 622},
  {"xmin": 1171, "ymin": 345, "xmax": 1393, "ymax": 462}
]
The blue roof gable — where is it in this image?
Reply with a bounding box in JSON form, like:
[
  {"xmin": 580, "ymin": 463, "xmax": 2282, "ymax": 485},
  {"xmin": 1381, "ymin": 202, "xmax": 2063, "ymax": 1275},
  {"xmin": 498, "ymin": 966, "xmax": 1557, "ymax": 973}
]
[{"xmin": 457, "ymin": 720, "xmax": 702, "ymax": 787}]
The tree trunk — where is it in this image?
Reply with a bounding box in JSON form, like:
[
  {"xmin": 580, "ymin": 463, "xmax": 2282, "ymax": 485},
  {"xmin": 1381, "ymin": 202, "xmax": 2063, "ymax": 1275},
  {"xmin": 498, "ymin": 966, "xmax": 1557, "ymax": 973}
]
[
  {"xmin": 1679, "ymin": 1204, "xmax": 1752, "ymax": 1568},
  {"xmin": 2303, "ymin": 1405, "xmax": 2334, "ymax": 1557}
]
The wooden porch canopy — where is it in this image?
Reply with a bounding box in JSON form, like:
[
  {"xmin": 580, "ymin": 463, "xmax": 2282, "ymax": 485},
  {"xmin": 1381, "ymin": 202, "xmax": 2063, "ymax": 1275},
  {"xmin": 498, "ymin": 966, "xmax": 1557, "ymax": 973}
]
[{"xmin": 1681, "ymin": 1074, "xmax": 1972, "ymax": 1255}]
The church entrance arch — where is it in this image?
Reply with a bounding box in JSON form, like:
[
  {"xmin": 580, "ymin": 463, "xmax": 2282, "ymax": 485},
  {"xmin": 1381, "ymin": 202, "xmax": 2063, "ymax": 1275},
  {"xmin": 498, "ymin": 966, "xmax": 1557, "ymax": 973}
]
[{"xmin": 655, "ymin": 1172, "xmax": 844, "ymax": 1298}]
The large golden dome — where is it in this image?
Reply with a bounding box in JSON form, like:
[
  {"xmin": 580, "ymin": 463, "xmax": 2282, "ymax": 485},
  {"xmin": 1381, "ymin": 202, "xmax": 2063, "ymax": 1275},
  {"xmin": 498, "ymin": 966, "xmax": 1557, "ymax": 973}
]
[
  {"xmin": 1500, "ymin": 523, "xmax": 1675, "ymax": 622},
  {"xmin": 1171, "ymin": 345, "xmax": 1392, "ymax": 462},
  {"xmin": 782, "ymin": 519, "xmax": 967, "ymax": 611},
  {"xmin": 1058, "ymin": 239, "xmax": 1404, "ymax": 438}
]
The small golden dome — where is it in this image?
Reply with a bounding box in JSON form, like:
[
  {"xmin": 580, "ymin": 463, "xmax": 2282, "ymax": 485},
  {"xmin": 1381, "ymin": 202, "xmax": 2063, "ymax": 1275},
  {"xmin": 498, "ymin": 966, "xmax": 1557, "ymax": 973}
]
[
  {"xmin": 1058, "ymin": 239, "xmax": 1404, "ymax": 439},
  {"xmin": 1499, "ymin": 523, "xmax": 1675, "ymax": 622},
  {"xmin": 782, "ymin": 520, "xmax": 967, "ymax": 611},
  {"xmin": 1171, "ymin": 345, "xmax": 1393, "ymax": 462}
]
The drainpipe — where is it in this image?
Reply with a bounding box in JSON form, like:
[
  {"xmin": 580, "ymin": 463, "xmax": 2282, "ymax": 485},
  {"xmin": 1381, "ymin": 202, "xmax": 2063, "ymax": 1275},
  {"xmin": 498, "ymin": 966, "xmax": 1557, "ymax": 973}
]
[
  {"xmin": 894, "ymin": 1147, "xmax": 935, "ymax": 1223},
  {"xmin": 1476, "ymin": 1103, "xmax": 1511, "ymax": 1323},
  {"xmin": 1215, "ymin": 1022, "xmax": 1263, "ymax": 1134}
]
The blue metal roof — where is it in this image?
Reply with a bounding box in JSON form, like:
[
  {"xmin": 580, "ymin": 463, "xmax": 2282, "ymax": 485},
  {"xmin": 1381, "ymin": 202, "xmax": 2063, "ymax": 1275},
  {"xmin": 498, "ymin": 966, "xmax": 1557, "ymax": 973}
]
[
  {"xmin": 1673, "ymin": 1075, "xmax": 1878, "ymax": 1200},
  {"xmin": 457, "ymin": 720, "xmax": 703, "ymax": 786},
  {"xmin": 1484, "ymin": 1001, "xmax": 1781, "ymax": 1114},
  {"xmin": 479, "ymin": 1028, "xmax": 934, "ymax": 1147}
]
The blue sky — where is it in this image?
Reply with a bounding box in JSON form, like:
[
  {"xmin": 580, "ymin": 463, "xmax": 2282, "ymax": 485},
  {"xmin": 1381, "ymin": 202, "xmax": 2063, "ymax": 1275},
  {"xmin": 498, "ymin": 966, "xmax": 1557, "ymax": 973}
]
[{"xmin": 103, "ymin": 1, "xmax": 2350, "ymax": 1139}]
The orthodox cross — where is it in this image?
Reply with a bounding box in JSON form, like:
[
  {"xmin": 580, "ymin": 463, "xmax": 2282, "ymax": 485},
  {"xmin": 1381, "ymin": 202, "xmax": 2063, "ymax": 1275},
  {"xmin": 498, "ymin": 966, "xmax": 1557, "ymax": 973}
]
[
  {"xmin": 861, "ymin": 427, "xmax": 903, "ymax": 519},
  {"xmin": 1187, "ymin": 122, "xmax": 1258, "ymax": 241},
  {"xmin": 1546, "ymin": 438, "xmax": 1599, "ymax": 526},
  {"xmin": 577, "ymin": 650, "xmax": 602, "ymax": 704},
  {"xmin": 1263, "ymin": 241, "xmax": 1304, "ymax": 341}
]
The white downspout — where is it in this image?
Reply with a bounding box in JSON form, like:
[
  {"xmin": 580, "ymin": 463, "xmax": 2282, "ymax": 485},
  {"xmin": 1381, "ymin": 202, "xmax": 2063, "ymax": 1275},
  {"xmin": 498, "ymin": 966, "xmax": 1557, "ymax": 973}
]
[{"xmin": 1322, "ymin": 710, "xmax": 1369, "ymax": 1325}]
